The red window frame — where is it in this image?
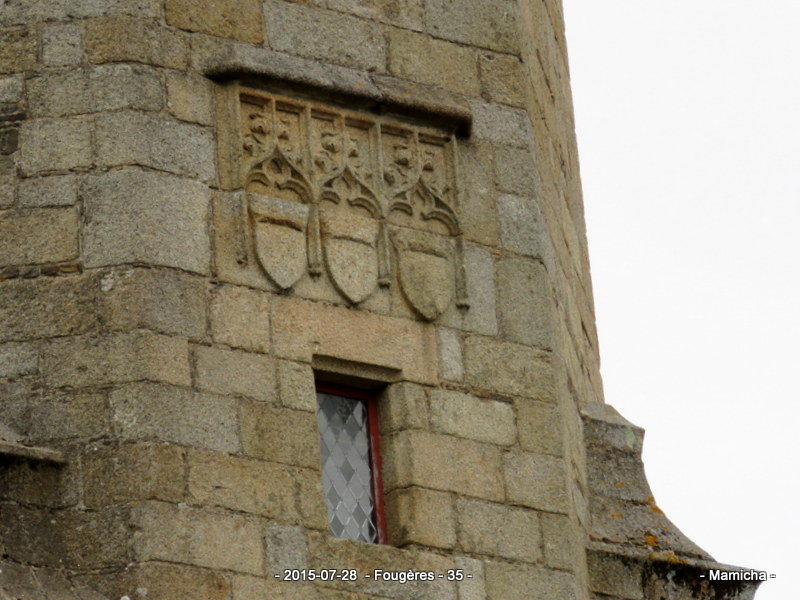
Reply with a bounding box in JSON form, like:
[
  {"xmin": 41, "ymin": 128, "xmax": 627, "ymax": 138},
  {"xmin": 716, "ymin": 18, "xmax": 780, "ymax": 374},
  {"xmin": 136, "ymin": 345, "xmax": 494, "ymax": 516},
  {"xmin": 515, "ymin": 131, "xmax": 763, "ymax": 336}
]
[{"xmin": 315, "ymin": 381, "xmax": 387, "ymax": 544}]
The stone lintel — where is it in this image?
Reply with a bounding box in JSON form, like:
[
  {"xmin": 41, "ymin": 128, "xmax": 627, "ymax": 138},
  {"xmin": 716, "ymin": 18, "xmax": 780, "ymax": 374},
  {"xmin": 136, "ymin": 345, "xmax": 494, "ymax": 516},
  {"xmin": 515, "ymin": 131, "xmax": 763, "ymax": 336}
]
[
  {"xmin": 0, "ymin": 438, "xmax": 66, "ymax": 465},
  {"xmin": 200, "ymin": 46, "xmax": 472, "ymax": 136},
  {"xmin": 312, "ymin": 354, "xmax": 402, "ymax": 389}
]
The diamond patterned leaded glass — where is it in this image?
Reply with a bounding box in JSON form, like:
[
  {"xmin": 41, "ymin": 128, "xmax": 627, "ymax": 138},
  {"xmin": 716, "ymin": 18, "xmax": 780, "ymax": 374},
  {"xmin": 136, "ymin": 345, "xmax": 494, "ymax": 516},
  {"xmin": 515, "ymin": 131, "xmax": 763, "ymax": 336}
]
[{"xmin": 316, "ymin": 392, "xmax": 377, "ymax": 542}]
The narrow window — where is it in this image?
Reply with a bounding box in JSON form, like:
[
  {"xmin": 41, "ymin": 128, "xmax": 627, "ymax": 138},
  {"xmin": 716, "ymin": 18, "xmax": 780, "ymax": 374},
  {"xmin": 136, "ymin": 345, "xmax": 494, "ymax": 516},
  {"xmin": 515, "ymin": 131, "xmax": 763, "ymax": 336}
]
[{"xmin": 315, "ymin": 382, "xmax": 386, "ymax": 544}]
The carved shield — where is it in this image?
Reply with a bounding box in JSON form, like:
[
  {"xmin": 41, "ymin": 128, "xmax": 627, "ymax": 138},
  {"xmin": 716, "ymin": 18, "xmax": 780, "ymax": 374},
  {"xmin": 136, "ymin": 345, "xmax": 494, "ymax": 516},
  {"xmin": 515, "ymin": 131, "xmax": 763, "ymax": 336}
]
[
  {"xmin": 249, "ymin": 194, "xmax": 309, "ymax": 290},
  {"xmin": 393, "ymin": 229, "xmax": 454, "ymax": 321},
  {"xmin": 321, "ymin": 207, "xmax": 380, "ymax": 304}
]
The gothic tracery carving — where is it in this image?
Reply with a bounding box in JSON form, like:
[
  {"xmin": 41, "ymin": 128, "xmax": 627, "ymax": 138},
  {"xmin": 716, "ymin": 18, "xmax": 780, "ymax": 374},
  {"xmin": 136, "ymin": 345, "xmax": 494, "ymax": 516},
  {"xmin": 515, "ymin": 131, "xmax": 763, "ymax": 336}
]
[{"xmin": 236, "ymin": 89, "xmax": 468, "ymax": 320}]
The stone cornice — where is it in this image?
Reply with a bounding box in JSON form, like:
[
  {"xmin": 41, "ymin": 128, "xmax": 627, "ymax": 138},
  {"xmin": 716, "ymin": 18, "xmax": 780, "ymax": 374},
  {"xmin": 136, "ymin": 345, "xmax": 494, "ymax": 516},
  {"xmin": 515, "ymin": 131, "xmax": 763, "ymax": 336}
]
[{"xmin": 198, "ymin": 44, "xmax": 472, "ymax": 136}]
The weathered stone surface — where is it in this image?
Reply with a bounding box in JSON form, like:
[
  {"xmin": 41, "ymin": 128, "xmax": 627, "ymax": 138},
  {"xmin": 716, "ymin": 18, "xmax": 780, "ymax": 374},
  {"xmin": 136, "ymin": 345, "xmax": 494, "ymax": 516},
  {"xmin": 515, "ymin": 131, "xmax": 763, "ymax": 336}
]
[
  {"xmin": 167, "ymin": 71, "xmax": 215, "ymax": 125},
  {"xmin": 441, "ymin": 244, "xmax": 498, "ymax": 336},
  {"xmin": 503, "ymin": 452, "xmax": 568, "ymax": 513},
  {"xmin": 84, "ymin": 562, "xmax": 231, "ymax": 600},
  {"xmin": 542, "ymin": 512, "xmax": 576, "ymax": 571},
  {"xmin": 457, "ymin": 499, "xmax": 541, "ymax": 562},
  {"xmin": 0, "ymin": 561, "xmax": 84, "ymax": 600},
  {"xmin": 296, "ymin": 467, "xmax": 329, "ymax": 532},
  {"xmin": 461, "ymin": 246, "xmax": 499, "ymax": 337},
  {"xmin": 42, "ymin": 23, "xmax": 83, "ymax": 67},
  {"xmin": 83, "ymin": 442, "xmax": 185, "ymax": 507},
  {"xmin": 0, "ymin": 455, "xmax": 76, "ymax": 507},
  {"xmin": 367, "ymin": 75, "xmax": 473, "ymax": 133},
  {"xmin": 188, "ymin": 449, "xmax": 298, "ymax": 522},
  {"xmin": 320, "ymin": 208, "xmax": 380, "ymax": 305},
  {"xmin": 0, "ymin": 28, "xmax": 37, "ymax": 74},
  {"xmin": 196, "ymin": 38, "xmax": 382, "ymax": 106},
  {"xmin": 496, "ymin": 257, "xmax": 553, "ymax": 348},
  {"xmin": 0, "ymin": 207, "xmax": 79, "ymax": 265},
  {"xmin": 272, "ymin": 297, "xmax": 437, "ymax": 385},
  {"xmin": 111, "ymin": 382, "xmax": 240, "ymax": 453},
  {"xmin": 167, "ymin": 0, "xmax": 264, "ymax": 44},
  {"xmin": 0, "ymin": 341, "xmax": 37, "ymax": 378},
  {"xmin": 470, "ymin": 100, "xmax": 533, "ymax": 148},
  {"xmin": 3, "ymin": 391, "xmax": 107, "ymax": 442},
  {"xmin": 587, "ymin": 550, "xmax": 645, "ymax": 600},
  {"xmin": 277, "ymin": 359, "xmax": 315, "ymax": 412},
  {"xmin": 84, "ymin": 16, "xmax": 189, "ymax": 69},
  {"xmin": 241, "ymin": 402, "xmax": 320, "ymax": 468},
  {"xmin": 194, "ymin": 345, "xmax": 275, "ymax": 402},
  {"xmin": 101, "ymin": 267, "xmax": 208, "ymax": 340},
  {"xmin": 264, "ymin": 1, "xmax": 387, "ymax": 72},
  {"xmin": 391, "ymin": 231, "xmax": 458, "ymax": 322},
  {"xmin": 0, "ymin": 155, "xmax": 15, "ymax": 208},
  {"xmin": 425, "ymin": 0, "xmax": 520, "ymax": 53},
  {"xmin": 306, "ymin": 532, "xmax": 457, "ymax": 599},
  {"xmin": 493, "ymin": 145, "xmax": 539, "ymax": 196},
  {"xmin": 28, "ymin": 65, "xmax": 163, "ymax": 118},
  {"xmin": 82, "ymin": 169, "xmax": 211, "ymax": 274},
  {"xmin": 583, "ymin": 406, "xmax": 713, "ymax": 559},
  {"xmin": 61, "ymin": 507, "xmax": 131, "ymax": 570},
  {"xmin": 95, "ymin": 112, "xmax": 215, "ymax": 182},
  {"xmin": 519, "ymin": 0, "xmax": 572, "ymax": 113},
  {"xmin": 0, "ymin": 75, "xmax": 23, "ymax": 102},
  {"xmin": 132, "ymin": 501, "xmax": 265, "ymax": 575},
  {"xmin": 479, "ymin": 52, "xmax": 526, "ymax": 107},
  {"xmin": 0, "ymin": 124, "xmax": 19, "ymax": 156},
  {"xmin": 18, "ymin": 174, "xmax": 77, "ymax": 207},
  {"xmin": 378, "ymin": 382, "xmax": 429, "ymax": 433},
  {"xmin": 497, "ymin": 194, "xmax": 545, "ymax": 257},
  {"xmin": 232, "ymin": 576, "xmax": 318, "ymax": 600},
  {"xmin": 327, "ymin": 0, "xmax": 424, "ymax": 30},
  {"xmin": 429, "ymin": 390, "xmax": 515, "ymax": 446},
  {"xmin": 2, "ymin": 506, "xmax": 129, "ymax": 571},
  {"xmin": 211, "ymin": 191, "xmax": 280, "ymax": 291},
  {"xmin": 383, "ymin": 431, "xmax": 503, "ymax": 501},
  {"xmin": 591, "ymin": 496, "xmax": 704, "ymax": 557},
  {"xmin": 517, "ymin": 398, "xmax": 562, "ymax": 456},
  {"xmin": 210, "ymin": 285, "xmax": 270, "ymax": 353},
  {"xmin": 19, "ymin": 118, "xmax": 93, "ymax": 174},
  {"xmin": 43, "ymin": 332, "xmax": 190, "ymax": 388},
  {"xmin": 456, "ymin": 557, "xmax": 486, "ymax": 600},
  {"xmin": 0, "ymin": 0, "xmax": 161, "ymax": 26},
  {"xmin": 437, "ymin": 327, "xmax": 464, "ymax": 381},
  {"xmin": 464, "ymin": 336, "xmax": 555, "ymax": 399},
  {"xmin": 386, "ymin": 487, "xmax": 456, "ymax": 549},
  {"xmin": 265, "ymin": 524, "xmax": 309, "ymax": 575},
  {"xmin": 388, "ymin": 28, "xmax": 479, "ymax": 96},
  {"xmin": 0, "ymin": 276, "xmax": 98, "ymax": 343},
  {"xmin": 0, "ymin": 505, "xmax": 61, "ymax": 566},
  {"xmin": 485, "ymin": 562, "xmax": 577, "ymax": 600}
]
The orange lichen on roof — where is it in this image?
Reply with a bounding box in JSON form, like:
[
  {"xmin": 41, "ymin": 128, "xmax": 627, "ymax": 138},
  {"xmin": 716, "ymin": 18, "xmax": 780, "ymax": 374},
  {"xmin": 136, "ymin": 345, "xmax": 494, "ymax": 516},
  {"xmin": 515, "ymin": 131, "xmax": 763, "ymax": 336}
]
[{"xmin": 645, "ymin": 495, "xmax": 664, "ymax": 514}]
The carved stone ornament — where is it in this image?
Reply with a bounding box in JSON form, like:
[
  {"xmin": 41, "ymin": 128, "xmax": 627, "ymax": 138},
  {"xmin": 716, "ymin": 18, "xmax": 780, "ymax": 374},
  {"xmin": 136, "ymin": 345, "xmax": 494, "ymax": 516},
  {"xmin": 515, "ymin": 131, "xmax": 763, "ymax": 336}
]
[{"xmin": 230, "ymin": 88, "xmax": 469, "ymax": 320}]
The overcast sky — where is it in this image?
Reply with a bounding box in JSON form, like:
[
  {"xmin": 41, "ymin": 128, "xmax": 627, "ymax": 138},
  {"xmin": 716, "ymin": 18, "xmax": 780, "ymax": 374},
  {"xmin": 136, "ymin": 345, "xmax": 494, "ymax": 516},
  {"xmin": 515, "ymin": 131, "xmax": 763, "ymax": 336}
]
[{"xmin": 562, "ymin": 2, "xmax": 799, "ymax": 598}]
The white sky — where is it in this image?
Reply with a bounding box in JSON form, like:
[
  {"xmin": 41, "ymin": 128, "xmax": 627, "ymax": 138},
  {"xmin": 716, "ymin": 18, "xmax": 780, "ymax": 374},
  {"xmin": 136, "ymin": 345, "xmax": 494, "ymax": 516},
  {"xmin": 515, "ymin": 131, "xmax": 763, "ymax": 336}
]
[{"xmin": 562, "ymin": 2, "xmax": 799, "ymax": 598}]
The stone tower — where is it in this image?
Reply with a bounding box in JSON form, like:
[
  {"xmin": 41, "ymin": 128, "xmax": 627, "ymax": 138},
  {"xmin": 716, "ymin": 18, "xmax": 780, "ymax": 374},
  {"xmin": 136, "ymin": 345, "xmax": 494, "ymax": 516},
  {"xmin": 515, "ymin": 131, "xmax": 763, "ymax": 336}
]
[{"xmin": 0, "ymin": 1, "xmax": 760, "ymax": 599}]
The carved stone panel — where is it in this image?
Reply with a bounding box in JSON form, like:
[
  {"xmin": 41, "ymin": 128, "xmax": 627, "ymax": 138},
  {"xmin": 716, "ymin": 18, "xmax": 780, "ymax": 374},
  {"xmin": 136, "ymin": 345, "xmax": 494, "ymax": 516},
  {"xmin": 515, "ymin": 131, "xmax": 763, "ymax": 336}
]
[{"xmin": 221, "ymin": 86, "xmax": 468, "ymax": 320}]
